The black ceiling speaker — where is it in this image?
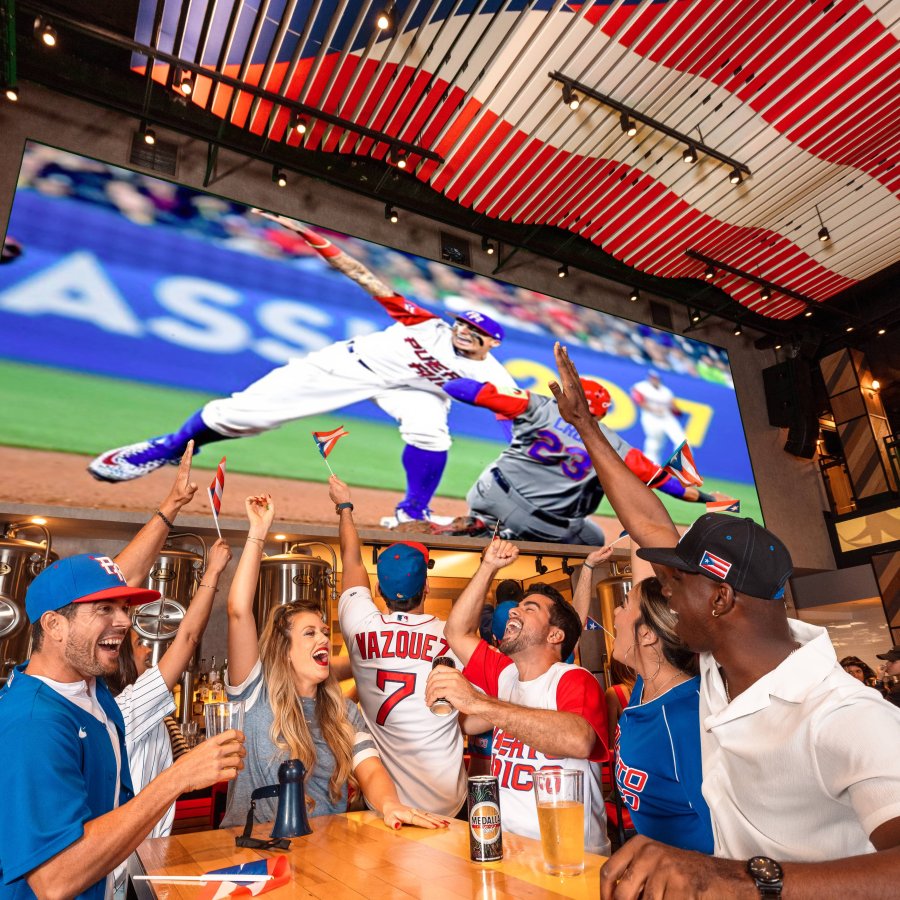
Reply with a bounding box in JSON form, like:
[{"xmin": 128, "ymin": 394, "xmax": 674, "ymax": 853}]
[{"xmin": 762, "ymin": 359, "xmax": 818, "ymax": 458}]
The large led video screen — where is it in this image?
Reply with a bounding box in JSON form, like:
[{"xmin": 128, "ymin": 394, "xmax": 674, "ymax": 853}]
[{"xmin": 0, "ymin": 142, "xmax": 762, "ymax": 547}]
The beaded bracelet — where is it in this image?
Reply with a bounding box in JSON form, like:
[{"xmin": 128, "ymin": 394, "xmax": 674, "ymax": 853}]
[{"xmin": 155, "ymin": 509, "xmax": 175, "ymax": 530}]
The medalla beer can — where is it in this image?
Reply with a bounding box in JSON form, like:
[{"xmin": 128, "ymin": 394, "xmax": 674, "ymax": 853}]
[{"xmin": 468, "ymin": 775, "xmax": 502, "ymax": 862}]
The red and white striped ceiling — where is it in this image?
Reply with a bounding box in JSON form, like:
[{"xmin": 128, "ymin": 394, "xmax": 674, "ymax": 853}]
[{"xmin": 139, "ymin": 0, "xmax": 900, "ymax": 320}]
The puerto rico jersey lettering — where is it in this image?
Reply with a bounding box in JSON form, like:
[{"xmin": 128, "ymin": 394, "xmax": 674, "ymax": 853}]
[{"xmin": 463, "ymin": 640, "xmax": 611, "ymax": 855}]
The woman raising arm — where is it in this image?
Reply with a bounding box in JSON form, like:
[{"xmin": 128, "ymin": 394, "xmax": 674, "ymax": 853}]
[{"xmin": 221, "ymin": 494, "xmax": 448, "ymax": 830}]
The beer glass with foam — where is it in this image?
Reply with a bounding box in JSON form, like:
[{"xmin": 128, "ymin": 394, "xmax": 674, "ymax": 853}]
[{"xmin": 532, "ymin": 769, "xmax": 585, "ymax": 875}]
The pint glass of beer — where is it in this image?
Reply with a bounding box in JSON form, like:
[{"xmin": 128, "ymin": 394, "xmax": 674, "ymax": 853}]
[
  {"xmin": 204, "ymin": 700, "xmax": 244, "ymax": 737},
  {"xmin": 532, "ymin": 769, "xmax": 585, "ymax": 876}
]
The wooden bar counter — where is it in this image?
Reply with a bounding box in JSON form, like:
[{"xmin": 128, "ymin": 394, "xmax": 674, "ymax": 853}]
[{"xmin": 130, "ymin": 811, "xmax": 607, "ymax": 899}]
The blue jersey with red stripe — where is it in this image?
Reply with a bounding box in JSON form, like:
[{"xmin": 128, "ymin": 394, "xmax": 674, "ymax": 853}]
[{"xmin": 615, "ymin": 675, "xmax": 713, "ymax": 853}]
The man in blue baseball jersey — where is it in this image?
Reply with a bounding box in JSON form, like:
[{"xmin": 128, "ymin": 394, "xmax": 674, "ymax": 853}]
[{"xmin": 0, "ymin": 553, "xmax": 245, "ymax": 900}]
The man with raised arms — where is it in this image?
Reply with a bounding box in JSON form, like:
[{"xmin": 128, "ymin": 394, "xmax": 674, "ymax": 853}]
[
  {"xmin": 425, "ymin": 538, "xmax": 610, "ymax": 854},
  {"xmin": 550, "ymin": 342, "xmax": 900, "ymax": 900}
]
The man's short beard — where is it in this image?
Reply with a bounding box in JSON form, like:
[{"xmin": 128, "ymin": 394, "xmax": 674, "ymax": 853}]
[{"xmin": 65, "ymin": 637, "xmax": 113, "ymax": 678}]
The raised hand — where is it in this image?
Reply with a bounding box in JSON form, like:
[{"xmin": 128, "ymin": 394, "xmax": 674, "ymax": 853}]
[
  {"xmin": 549, "ymin": 343, "xmax": 594, "ymax": 427},
  {"xmin": 482, "ymin": 538, "xmax": 519, "ymax": 572},
  {"xmin": 245, "ymin": 493, "xmax": 275, "ymax": 533},
  {"xmin": 328, "ymin": 474, "xmax": 352, "ymax": 506},
  {"xmin": 205, "ymin": 537, "xmax": 233, "ymax": 577},
  {"xmin": 162, "ymin": 441, "xmax": 198, "ymax": 513},
  {"xmin": 585, "ymin": 545, "xmax": 615, "ymax": 569}
]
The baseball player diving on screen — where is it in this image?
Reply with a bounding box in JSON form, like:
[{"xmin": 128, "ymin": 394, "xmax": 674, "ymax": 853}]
[
  {"xmin": 88, "ymin": 213, "xmax": 516, "ymax": 527},
  {"xmin": 439, "ymin": 377, "xmax": 733, "ymax": 545}
]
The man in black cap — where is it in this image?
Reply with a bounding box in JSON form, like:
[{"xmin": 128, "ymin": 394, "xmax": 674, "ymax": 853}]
[
  {"xmin": 877, "ymin": 646, "xmax": 900, "ymax": 707},
  {"xmin": 550, "ymin": 343, "xmax": 900, "ymax": 900}
]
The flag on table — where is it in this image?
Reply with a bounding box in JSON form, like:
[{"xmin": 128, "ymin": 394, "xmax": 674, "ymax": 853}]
[
  {"xmin": 706, "ymin": 498, "xmax": 741, "ymax": 513},
  {"xmin": 198, "ymin": 858, "xmax": 290, "ymax": 900},
  {"xmin": 312, "ymin": 426, "xmax": 349, "ymax": 458},
  {"xmin": 585, "ymin": 615, "xmax": 603, "ymax": 632},
  {"xmin": 208, "ymin": 457, "xmax": 227, "ymax": 516},
  {"xmin": 662, "ymin": 441, "xmax": 703, "ymax": 487}
]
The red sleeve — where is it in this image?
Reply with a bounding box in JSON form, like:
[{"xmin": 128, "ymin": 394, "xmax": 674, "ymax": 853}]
[
  {"xmin": 556, "ymin": 668, "xmax": 609, "ymax": 763},
  {"xmin": 623, "ymin": 448, "xmax": 668, "ymax": 487},
  {"xmin": 631, "ymin": 388, "xmax": 645, "ymax": 406},
  {"xmin": 462, "ymin": 639, "xmax": 514, "ymax": 698},
  {"xmin": 374, "ymin": 293, "xmax": 439, "ymax": 326},
  {"xmin": 473, "ymin": 383, "xmax": 531, "ymax": 417}
]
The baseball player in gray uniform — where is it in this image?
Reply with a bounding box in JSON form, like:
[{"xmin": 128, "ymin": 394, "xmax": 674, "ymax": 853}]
[
  {"xmin": 87, "ymin": 215, "xmax": 515, "ymax": 525},
  {"xmin": 443, "ymin": 377, "xmax": 728, "ymax": 544}
]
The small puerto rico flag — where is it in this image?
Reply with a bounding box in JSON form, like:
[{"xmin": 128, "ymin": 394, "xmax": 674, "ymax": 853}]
[
  {"xmin": 198, "ymin": 857, "xmax": 290, "ymax": 899},
  {"xmin": 207, "ymin": 456, "xmax": 226, "ymax": 538},
  {"xmin": 585, "ymin": 615, "xmax": 603, "ymax": 631},
  {"xmin": 312, "ymin": 425, "xmax": 349, "ymax": 458},
  {"xmin": 663, "ymin": 441, "xmax": 703, "ymax": 487},
  {"xmin": 706, "ymin": 498, "xmax": 741, "ymax": 513},
  {"xmin": 699, "ymin": 550, "xmax": 732, "ymax": 580},
  {"xmin": 208, "ymin": 456, "xmax": 226, "ymax": 516}
]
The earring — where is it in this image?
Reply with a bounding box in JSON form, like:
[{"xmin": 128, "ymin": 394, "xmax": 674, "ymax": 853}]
[{"xmin": 711, "ymin": 609, "xmax": 720, "ymax": 618}]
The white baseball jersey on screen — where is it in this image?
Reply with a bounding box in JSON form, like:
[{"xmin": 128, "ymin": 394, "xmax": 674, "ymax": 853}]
[
  {"xmin": 203, "ymin": 317, "xmax": 514, "ymax": 453},
  {"xmin": 631, "ymin": 378, "xmax": 676, "ymax": 416},
  {"xmin": 341, "ymin": 318, "xmax": 514, "ymax": 392},
  {"xmin": 464, "ymin": 641, "xmax": 610, "ymax": 855},
  {"xmin": 338, "ymin": 586, "xmax": 466, "ymax": 816}
]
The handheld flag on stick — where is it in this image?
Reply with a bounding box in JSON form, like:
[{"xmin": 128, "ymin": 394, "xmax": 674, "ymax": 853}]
[
  {"xmin": 207, "ymin": 457, "xmax": 226, "ymax": 539},
  {"xmin": 706, "ymin": 497, "xmax": 741, "ymax": 513},
  {"xmin": 312, "ymin": 426, "xmax": 349, "ymax": 475},
  {"xmin": 662, "ymin": 441, "xmax": 703, "ymax": 487},
  {"xmin": 585, "ymin": 615, "xmax": 615, "ymax": 641}
]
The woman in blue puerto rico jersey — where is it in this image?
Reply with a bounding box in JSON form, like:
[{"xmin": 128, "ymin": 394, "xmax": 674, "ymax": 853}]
[{"xmin": 573, "ymin": 546, "xmax": 712, "ymax": 853}]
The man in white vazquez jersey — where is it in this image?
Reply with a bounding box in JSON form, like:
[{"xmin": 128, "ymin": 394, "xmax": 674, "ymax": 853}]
[
  {"xmin": 426, "ymin": 539, "xmax": 610, "ymax": 854},
  {"xmin": 630, "ymin": 370, "xmax": 686, "ymax": 464},
  {"xmin": 88, "ymin": 213, "xmax": 515, "ymax": 525},
  {"xmin": 329, "ymin": 476, "xmax": 466, "ymax": 816}
]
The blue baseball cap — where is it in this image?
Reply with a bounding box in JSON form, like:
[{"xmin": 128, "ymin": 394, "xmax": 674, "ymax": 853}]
[
  {"xmin": 455, "ymin": 310, "xmax": 505, "ymax": 342},
  {"xmin": 377, "ymin": 543, "xmax": 428, "ymax": 602},
  {"xmin": 26, "ymin": 553, "xmax": 161, "ymax": 621},
  {"xmin": 491, "ymin": 600, "xmax": 518, "ymax": 642}
]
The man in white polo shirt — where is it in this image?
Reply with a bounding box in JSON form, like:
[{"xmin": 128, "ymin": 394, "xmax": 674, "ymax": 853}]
[{"xmin": 551, "ymin": 343, "xmax": 900, "ymax": 899}]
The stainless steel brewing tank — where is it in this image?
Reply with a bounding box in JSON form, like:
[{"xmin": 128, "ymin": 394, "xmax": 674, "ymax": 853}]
[
  {"xmin": 0, "ymin": 523, "xmax": 57, "ymax": 684},
  {"xmin": 134, "ymin": 535, "xmax": 206, "ymax": 667},
  {"xmin": 253, "ymin": 542, "xmax": 336, "ymax": 631}
]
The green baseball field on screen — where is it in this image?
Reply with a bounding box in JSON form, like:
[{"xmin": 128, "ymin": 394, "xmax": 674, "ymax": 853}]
[{"xmin": 0, "ymin": 360, "xmax": 761, "ymax": 526}]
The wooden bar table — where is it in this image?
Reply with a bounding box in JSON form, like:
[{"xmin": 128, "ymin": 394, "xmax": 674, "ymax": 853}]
[{"xmin": 130, "ymin": 811, "xmax": 606, "ymax": 899}]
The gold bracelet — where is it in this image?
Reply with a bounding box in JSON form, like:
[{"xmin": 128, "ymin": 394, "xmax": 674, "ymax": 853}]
[{"xmin": 198, "ymin": 583, "xmax": 219, "ymax": 592}]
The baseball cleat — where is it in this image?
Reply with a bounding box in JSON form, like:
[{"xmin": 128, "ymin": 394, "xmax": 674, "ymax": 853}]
[
  {"xmin": 379, "ymin": 507, "xmax": 456, "ymax": 529},
  {"xmin": 88, "ymin": 437, "xmax": 182, "ymax": 482}
]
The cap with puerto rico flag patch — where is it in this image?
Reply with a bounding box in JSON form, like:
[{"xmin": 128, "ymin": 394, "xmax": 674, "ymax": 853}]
[{"xmin": 636, "ymin": 513, "xmax": 792, "ymax": 601}]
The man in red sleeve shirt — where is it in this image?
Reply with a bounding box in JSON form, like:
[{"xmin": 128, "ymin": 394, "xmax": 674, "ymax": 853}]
[{"xmin": 426, "ymin": 539, "xmax": 610, "ymax": 854}]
